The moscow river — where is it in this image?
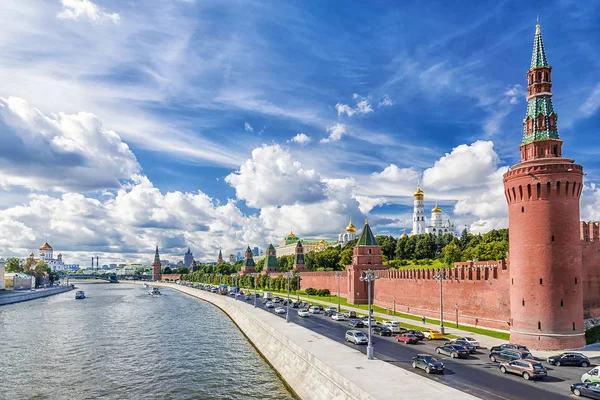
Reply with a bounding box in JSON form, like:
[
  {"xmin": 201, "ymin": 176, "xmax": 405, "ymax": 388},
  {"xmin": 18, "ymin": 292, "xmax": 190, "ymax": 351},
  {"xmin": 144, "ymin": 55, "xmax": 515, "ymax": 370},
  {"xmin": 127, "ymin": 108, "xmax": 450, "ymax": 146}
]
[{"xmin": 1, "ymin": 283, "xmax": 296, "ymax": 400}]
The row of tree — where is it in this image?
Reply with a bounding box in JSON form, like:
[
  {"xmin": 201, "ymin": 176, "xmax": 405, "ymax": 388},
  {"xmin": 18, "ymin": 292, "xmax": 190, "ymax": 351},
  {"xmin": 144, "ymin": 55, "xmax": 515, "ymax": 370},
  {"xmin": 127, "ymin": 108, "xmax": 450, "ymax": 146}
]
[{"xmin": 4, "ymin": 257, "xmax": 60, "ymax": 285}]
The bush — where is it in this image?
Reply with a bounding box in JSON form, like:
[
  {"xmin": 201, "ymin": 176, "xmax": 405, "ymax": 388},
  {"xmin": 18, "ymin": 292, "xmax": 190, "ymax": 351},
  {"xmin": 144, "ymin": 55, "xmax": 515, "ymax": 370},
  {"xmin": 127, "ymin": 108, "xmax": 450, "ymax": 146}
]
[
  {"xmin": 586, "ymin": 326, "xmax": 600, "ymax": 344},
  {"xmin": 305, "ymin": 287, "xmax": 317, "ymax": 295},
  {"xmin": 316, "ymin": 289, "xmax": 331, "ymax": 296}
]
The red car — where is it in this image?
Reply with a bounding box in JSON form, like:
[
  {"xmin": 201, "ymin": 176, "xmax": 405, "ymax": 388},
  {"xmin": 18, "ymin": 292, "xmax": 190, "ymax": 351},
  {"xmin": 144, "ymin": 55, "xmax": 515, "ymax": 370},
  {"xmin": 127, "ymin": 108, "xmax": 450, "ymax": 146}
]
[{"xmin": 396, "ymin": 333, "xmax": 419, "ymax": 344}]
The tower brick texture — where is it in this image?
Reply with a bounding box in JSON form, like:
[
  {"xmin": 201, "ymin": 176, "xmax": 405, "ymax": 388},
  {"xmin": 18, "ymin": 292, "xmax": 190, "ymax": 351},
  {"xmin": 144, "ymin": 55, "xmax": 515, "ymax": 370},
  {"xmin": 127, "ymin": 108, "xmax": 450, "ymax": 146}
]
[
  {"xmin": 152, "ymin": 245, "xmax": 162, "ymax": 281},
  {"xmin": 503, "ymin": 24, "xmax": 585, "ymax": 350}
]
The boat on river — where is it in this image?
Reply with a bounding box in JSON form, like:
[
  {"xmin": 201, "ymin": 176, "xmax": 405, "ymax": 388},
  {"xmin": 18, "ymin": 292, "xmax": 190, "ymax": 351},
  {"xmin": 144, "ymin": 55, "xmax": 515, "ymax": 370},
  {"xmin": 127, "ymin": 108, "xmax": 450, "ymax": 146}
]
[
  {"xmin": 142, "ymin": 283, "xmax": 149, "ymax": 289},
  {"xmin": 148, "ymin": 287, "xmax": 161, "ymax": 296},
  {"xmin": 75, "ymin": 291, "xmax": 85, "ymax": 300}
]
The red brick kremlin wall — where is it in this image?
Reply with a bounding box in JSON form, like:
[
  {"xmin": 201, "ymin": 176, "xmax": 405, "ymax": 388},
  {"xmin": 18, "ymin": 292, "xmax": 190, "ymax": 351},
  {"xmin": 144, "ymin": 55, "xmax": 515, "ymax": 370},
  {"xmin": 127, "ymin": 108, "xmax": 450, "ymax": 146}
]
[
  {"xmin": 299, "ymin": 272, "xmax": 348, "ymax": 297},
  {"xmin": 581, "ymin": 221, "xmax": 600, "ymax": 318}
]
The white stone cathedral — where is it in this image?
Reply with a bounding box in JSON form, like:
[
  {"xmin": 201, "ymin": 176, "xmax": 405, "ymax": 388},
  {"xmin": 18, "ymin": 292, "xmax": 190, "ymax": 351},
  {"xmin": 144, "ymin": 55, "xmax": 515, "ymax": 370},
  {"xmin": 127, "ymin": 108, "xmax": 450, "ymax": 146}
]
[{"xmin": 411, "ymin": 184, "xmax": 456, "ymax": 236}]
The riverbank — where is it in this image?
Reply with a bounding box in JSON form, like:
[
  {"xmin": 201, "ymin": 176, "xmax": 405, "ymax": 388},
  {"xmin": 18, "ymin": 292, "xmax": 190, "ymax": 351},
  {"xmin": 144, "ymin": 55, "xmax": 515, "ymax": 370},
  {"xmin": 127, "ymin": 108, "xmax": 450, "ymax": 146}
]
[
  {"xmin": 0, "ymin": 285, "xmax": 73, "ymax": 306},
  {"xmin": 154, "ymin": 282, "xmax": 478, "ymax": 400}
]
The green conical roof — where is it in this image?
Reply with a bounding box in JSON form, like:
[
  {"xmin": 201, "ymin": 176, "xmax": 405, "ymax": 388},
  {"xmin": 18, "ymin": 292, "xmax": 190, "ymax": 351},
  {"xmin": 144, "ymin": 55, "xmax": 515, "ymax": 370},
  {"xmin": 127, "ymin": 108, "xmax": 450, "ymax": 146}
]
[
  {"xmin": 153, "ymin": 245, "xmax": 160, "ymax": 263},
  {"xmin": 267, "ymin": 243, "xmax": 276, "ymax": 251},
  {"xmin": 530, "ymin": 24, "xmax": 548, "ymax": 70},
  {"xmin": 243, "ymin": 246, "xmax": 255, "ymax": 268},
  {"xmin": 357, "ymin": 219, "xmax": 378, "ymax": 246}
]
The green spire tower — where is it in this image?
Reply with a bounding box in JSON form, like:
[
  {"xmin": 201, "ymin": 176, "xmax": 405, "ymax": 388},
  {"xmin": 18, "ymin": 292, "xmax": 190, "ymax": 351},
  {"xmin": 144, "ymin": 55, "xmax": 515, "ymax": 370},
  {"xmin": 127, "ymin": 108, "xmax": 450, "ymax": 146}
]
[{"xmin": 262, "ymin": 243, "xmax": 279, "ymax": 274}]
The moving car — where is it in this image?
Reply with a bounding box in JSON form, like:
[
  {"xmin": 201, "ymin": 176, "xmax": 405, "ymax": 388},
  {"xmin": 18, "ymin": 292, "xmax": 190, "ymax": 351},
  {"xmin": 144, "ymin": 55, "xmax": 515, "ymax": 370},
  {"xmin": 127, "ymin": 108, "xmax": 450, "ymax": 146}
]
[
  {"xmin": 582, "ymin": 367, "xmax": 600, "ymax": 383},
  {"xmin": 263, "ymin": 292, "xmax": 273, "ymax": 300},
  {"xmin": 547, "ymin": 352, "xmax": 590, "ymax": 367},
  {"xmin": 343, "ymin": 311, "xmax": 357, "ymax": 318},
  {"xmin": 323, "ymin": 309, "xmax": 336, "ymax": 317},
  {"xmin": 435, "ymin": 344, "xmax": 469, "ymax": 359},
  {"xmin": 291, "ymin": 300, "xmax": 300, "ymax": 308},
  {"xmin": 456, "ymin": 337, "xmax": 480, "ymax": 348},
  {"xmin": 308, "ymin": 306, "xmax": 321, "ymax": 314},
  {"xmin": 244, "ymin": 295, "xmax": 251, "ymax": 301},
  {"xmin": 384, "ymin": 321, "xmax": 402, "ymax": 333},
  {"xmin": 345, "ymin": 330, "xmax": 368, "ymax": 345},
  {"xmin": 362, "ymin": 316, "xmax": 378, "ymax": 326},
  {"xmin": 489, "ymin": 349, "xmax": 534, "ymax": 363},
  {"xmin": 274, "ymin": 307, "xmax": 286, "ymax": 314},
  {"xmin": 412, "ymin": 354, "xmax": 444, "ymax": 374},
  {"xmin": 489, "ymin": 343, "xmax": 529, "ymax": 353},
  {"xmin": 273, "ymin": 297, "xmax": 282, "ymax": 303},
  {"xmin": 499, "ymin": 360, "xmax": 547, "ymax": 381},
  {"xmin": 265, "ymin": 301, "xmax": 274, "ymax": 308},
  {"xmin": 571, "ymin": 382, "xmax": 600, "ymax": 398},
  {"xmin": 325, "ymin": 307, "xmax": 337, "ymax": 313},
  {"xmin": 406, "ymin": 330, "xmax": 425, "ymax": 341},
  {"xmin": 372, "ymin": 326, "xmax": 392, "ymax": 336},
  {"xmin": 298, "ymin": 309, "xmax": 310, "ymax": 317},
  {"xmin": 396, "ymin": 333, "xmax": 419, "ymax": 344},
  {"xmin": 422, "ymin": 329, "xmax": 444, "ymax": 340},
  {"xmin": 348, "ymin": 319, "xmax": 365, "ymax": 328},
  {"xmin": 446, "ymin": 340, "xmax": 476, "ymax": 354},
  {"xmin": 332, "ymin": 313, "xmax": 347, "ymax": 321}
]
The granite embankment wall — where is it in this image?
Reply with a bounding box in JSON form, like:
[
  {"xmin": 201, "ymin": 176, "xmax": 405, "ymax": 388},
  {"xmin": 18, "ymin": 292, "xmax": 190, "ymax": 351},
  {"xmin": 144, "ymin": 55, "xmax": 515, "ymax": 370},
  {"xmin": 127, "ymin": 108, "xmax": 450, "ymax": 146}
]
[
  {"xmin": 0, "ymin": 286, "xmax": 73, "ymax": 306},
  {"xmin": 155, "ymin": 282, "xmax": 478, "ymax": 400}
]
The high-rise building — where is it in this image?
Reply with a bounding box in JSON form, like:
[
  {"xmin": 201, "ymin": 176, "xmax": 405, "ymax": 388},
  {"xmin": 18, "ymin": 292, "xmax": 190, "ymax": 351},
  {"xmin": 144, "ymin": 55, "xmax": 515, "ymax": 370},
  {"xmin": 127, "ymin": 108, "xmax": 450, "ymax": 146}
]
[
  {"xmin": 252, "ymin": 247, "xmax": 259, "ymax": 257},
  {"xmin": 503, "ymin": 23, "xmax": 585, "ymax": 350},
  {"xmin": 184, "ymin": 247, "xmax": 194, "ymax": 267}
]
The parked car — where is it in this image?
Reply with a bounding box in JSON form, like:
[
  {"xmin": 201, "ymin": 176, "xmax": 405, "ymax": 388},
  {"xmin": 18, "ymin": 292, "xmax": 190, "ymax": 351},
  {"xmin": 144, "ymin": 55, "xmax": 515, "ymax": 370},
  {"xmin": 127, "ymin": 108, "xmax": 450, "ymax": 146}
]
[
  {"xmin": 244, "ymin": 295, "xmax": 251, "ymax": 301},
  {"xmin": 547, "ymin": 352, "xmax": 590, "ymax": 367},
  {"xmin": 446, "ymin": 340, "xmax": 476, "ymax": 354},
  {"xmin": 323, "ymin": 310, "xmax": 336, "ymax": 317},
  {"xmin": 412, "ymin": 354, "xmax": 444, "ymax": 374},
  {"xmin": 489, "ymin": 343, "xmax": 529, "ymax": 353},
  {"xmin": 435, "ymin": 344, "xmax": 469, "ymax": 359},
  {"xmin": 384, "ymin": 321, "xmax": 402, "ymax": 333},
  {"xmin": 372, "ymin": 326, "xmax": 392, "ymax": 336},
  {"xmin": 406, "ymin": 330, "xmax": 425, "ymax": 341},
  {"xmin": 332, "ymin": 313, "xmax": 347, "ymax": 321},
  {"xmin": 499, "ymin": 360, "xmax": 547, "ymax": 381},
  {"xmin": 456, "ymin": 337, "xmax": 480, "ymax": 348},
  {"xmin": 396, "ymin": 333, "xmax": 419, "ymax": 344},
  {"xmin": 345, "ymin": 330, "xmax": 368, "ymax": 345},
  {"xmin": 298, "ymin": 309, "xmax": 310, "ymax": 317},
  {"xmin": 291, "ymin": 301, "xmax": 300, "ymax": 308},
  {"xmin": 571, "ymin": 382, "xmax": 600, "ymax": 398},
  {"xmin": 308, "ymin": 306, "xmax": 320, "ymax": 314},
  {"xmin": 325, "ymin": 307, "xmax": 337, "ymax": 313},
  {"xmin": 317, "ymin": 305, "xmax": 324, "ymax": 312},
  {"xmin": 274, "ymin": 307, "xmax": 286, "ymax": 314},
  {"xmin": 265, "ymin": 301, "xmax": 274, "ymax": 308},
  {"xmin": 422, "ymin": 329, "xmax": 444, "ymax": 340},
  {"xmin": 489, "ymin": 349, "xmax": 534, "ymax": 363},
  {"xmin": 348, "ymin": 319, "xmax": 365, "ymax": 328},
  {"xmin": 582, "ymin": 367, "xmax": 600, "ymax": 383},
  {"xmin": 362, "ymin": 316, "xmax": 378, "ymax": 326},
  {"xmin": 273, "ymin": 297, "xmax": 282, "ymax": 303},
  {"xmin": 343, "ymin": 311, "xmax": 357, "ymax": 318}
]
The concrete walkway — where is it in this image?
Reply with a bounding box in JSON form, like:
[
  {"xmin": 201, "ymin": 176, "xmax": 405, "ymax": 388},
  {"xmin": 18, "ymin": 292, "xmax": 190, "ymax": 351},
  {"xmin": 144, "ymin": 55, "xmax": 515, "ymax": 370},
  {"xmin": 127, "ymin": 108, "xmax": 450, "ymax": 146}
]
[{"xmin": 161, "ymin": 283, "xmax": 479, "ymax": 400}]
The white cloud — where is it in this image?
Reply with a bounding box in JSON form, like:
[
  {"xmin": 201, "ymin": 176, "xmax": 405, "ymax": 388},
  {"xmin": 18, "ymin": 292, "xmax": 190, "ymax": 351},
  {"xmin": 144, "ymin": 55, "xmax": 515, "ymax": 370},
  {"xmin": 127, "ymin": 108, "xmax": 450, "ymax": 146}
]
[
  {"xmin": 57, "ymin": 0, "xmax": 120, "ymax": 24},
  {"xmin": 355, "ymin": 99, "xmax": 373, "ymax": 114},
  {"xmin": 504, "ymin": 84, "xmax": 524, "ymax": 105},
  {"xmin": 371, "ymin": 164, "xmax": 420, "ymax": 183},
  {"xmin": 335, "ymin": 95, "xmax": 373, "ymax": 117},
  {"xmin": 0, "ymin": 96, "xmax": 139, "ymax": 192},
  {"xmin": 289, "ymin": 133, "xmax": 311, "ymax": 144},
  {"xmin": 244, "ymin": 122, "xmax": 254, "ymax": 132},
  {"xmin": 320, "ymin": 123, "xmax": 347, "ymax": 143},
  {"xmin": 335, "ymin": 103, "xmax": 356, "ymax": 117},
  {"xmin": 225, "ymin": 144, "xmax": 326, "ymax": 208},
  {"xmin": 423, "ymin": 140, "xmax": 500, "ymax": 191},
  {"xmin": 378, "ymin": 94, "xmax": 394, "ymax": 107},
  {"xmin": 581, "ymin": 84, "xmax": 600, "ymax": 117}
]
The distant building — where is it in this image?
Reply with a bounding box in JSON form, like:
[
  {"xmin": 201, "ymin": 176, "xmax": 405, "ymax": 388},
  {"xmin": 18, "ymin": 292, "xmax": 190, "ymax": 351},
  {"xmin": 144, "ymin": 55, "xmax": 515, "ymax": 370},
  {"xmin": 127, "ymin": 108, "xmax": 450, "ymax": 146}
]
[
  {"xmin": 152, "ymin": 246, "xmax": 162, "ymax": 281},
  {"xmin": 235, "ymin": 252, "xmax": 243, "ymax": 261},
  {"xmin": 63, "ymin": 264, "xmax": 80, "ymax": 271},
  {"xmin": 38, "ymin": 242, "xmax": 66, "ymax": 271},
  {"xmin": 109, "ymin": 264, "xmax": 117, "ymax": 269},
  {"xmin": 217, "ymin": 248, "xmax": 224, "ymax": 264},
  {"xmin": 184, "ymin": 248, "xmax": 194, "ymax": 267},
  {"xmin": 229, "ymin": 254, "xmax": 235, "ymax": 263},
  {"xmin": 252, "ymin": 247, "xmax": 259, "ymax": 257},
  {"xmin": 0, "ymin": 259, "xmax": 5, "ymax": 290}
]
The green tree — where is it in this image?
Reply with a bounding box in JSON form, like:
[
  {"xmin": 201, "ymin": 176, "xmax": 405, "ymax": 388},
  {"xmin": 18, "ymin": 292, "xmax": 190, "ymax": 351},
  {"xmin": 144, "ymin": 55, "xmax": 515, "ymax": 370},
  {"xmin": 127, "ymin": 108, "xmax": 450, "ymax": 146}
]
[
  {"xmin": 459, "ymin": 228, "xmax": 469, "ymax": 250},
  {"xmin": 164, "ymin": 267, "xmax": 172, "ymax": 274},
  {"xmin": 415, "ymin": 236, "xmax": 433, "ymax": 259},
  {"xmin": 338, "ymin": 246, "xmax": 353, "ymax": 268},
  {"xmin": 5, "ymin": 257, "xmax": 22, "ymax": 273},
  {"xmin": 379, "ymin": 235, "xmax": 397, "ymax": 259},
  {"xmin": 442, "ymin": 241, "xmax": 462, "ymax": 267}
]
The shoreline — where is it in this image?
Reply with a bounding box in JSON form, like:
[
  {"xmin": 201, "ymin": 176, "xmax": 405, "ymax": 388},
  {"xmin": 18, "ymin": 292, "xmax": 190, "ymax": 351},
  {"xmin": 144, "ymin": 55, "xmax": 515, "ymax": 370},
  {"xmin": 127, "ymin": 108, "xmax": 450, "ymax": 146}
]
[{"xmin": 0, "ymin": 286, "xmax": 74, "ymax": 306}]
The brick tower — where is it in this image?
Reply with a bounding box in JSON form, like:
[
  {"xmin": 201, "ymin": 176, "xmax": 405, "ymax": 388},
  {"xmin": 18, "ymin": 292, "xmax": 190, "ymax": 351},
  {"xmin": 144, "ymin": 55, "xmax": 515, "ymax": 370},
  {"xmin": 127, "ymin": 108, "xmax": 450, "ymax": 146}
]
[
  {"xmin": 503, "ymin": 24, "xmax": 585, "ymax": 350},
  {"xmin": 293, "ymin": 241, "xmax": 307, "ymax": 272},
  {"xmin": 262, "ymin": 244, "xmax": 279, "ymax": 275},
  {"xmin": 152, "ymin": 245, "xmax": 162, "ymax": 281},
  {"xmin": 217, "ymin": 248, "xmax": 224, "ymax": 265},
  {"xmin": 346, "ymin": 219, "xmax": 387, "ymax": 304},
  {"xmin": 239, "ymin": 246, "xmax": 256, "ymax": 275}
]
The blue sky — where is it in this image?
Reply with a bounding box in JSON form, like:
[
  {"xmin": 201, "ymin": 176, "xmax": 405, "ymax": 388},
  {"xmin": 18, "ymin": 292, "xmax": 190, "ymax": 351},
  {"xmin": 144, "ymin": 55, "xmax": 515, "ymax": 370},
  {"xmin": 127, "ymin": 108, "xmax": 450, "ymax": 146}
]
[{"xmin": 0, "ymin": 0, "xmax": 599, "ymax": 265}]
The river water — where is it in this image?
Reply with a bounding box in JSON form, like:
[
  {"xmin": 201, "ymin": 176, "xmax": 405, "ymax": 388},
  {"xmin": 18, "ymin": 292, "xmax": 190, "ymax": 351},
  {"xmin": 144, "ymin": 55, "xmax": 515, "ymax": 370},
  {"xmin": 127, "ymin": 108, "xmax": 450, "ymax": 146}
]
[{"xmin": 0, "ymin": 283, "xmax": 296, "ymax": 400}]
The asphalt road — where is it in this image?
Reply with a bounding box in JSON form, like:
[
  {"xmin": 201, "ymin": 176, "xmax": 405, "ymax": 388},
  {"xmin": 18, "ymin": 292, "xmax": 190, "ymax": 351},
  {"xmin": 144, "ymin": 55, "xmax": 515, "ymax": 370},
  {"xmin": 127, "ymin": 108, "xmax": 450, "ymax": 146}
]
[{"xmin": 240, "ymin": 295, "xmax": 595, "ymax": 400}]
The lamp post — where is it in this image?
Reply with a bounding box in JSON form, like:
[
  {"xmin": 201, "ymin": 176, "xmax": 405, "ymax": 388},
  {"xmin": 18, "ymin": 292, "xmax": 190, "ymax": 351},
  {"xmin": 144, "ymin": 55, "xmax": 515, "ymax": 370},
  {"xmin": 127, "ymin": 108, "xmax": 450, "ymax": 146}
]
[
  {"xmin": 283, "ymin": 272, "xmax": 293, "ymax": 323},
  {"xmin": 296, "ymin": 272, "xmax": 300, "ymax": 302},
  {"xmin": 218, "ymin": 273, "xmax": 223, "ymax": 285},
  {"xmin": 335, "ymin": 271, "xmax": 343, "ymax": 312},
  {"xmin": 250, "ymin": 273, "xmax": 259, "ymax": 308},
  {"xmin": 393, "ymin": 295, "xmax": 396, "ymax": 316},
  {"xmin": 432, "ymin": 269, "xmax": 446, "ymax": 334},
  {"xmin": 231, "ymin": 273, "xmax": 238, "ymax": 299},
  {"xmin": 360, "ymin": 269, "xmax": 380, "ymax": 360},
  {"xmin": 455, "ymin": 303, "xmax": 459, "ymax": 328}
]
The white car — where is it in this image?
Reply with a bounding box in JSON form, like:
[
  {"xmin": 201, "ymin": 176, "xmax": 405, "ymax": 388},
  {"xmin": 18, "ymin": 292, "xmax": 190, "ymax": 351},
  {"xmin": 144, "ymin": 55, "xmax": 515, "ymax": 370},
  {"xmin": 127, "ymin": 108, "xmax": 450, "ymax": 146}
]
[
  {"xmin": 362, "ymin": 316, "xmax": 378, "ymax": 326},
  {"xmin": 274, "ymin": 307, "xmax": 286, "ymax": 314},
  {"xmin": 325, "ymin": 307, "xmax": 337, "ymax": 313},
  {"xmin": 457, "ymin": 337, "xmax": 480, "ymax": 348},
  {"xmin": 298, "ymin": 309, "xmax": 310, "ymax": 317},
  {"xmin": 332, "ymin": 313, "xmax": 347, "ymax": 321},
  {"xmin": 265, "ymin": 301, "xmax": 274, "ymax": 308},
  {"xmin": 384, "ymin": 321, "xmax": 402, "ymax": 333},
  {"xmin": 308, "ymin": 306, "xmax": 320, "ymax": 314}
]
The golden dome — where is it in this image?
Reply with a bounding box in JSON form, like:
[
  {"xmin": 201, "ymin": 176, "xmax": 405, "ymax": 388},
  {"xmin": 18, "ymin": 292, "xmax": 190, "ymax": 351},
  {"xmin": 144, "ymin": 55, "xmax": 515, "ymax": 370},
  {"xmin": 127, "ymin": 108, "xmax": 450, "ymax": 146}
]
[
  {"xmin": 345, "ymin": 218, "xmax": 356, "ymax": 233},
  {"xmin": 432, "ymin": 202, "xmax": 442, "ymax": 213},
  {"xmin": 39, "ymin": 241, "xmax": 53, "ymax": 251},
  {"xmin": 414, "ymin": 183, "xmax": 424, "ymax": 200},
  {"xmin": 29, "ymin": 252, "xmax": 34, "ymax": 257},
  {"xmin": 401, "ymin": 233, "xmax": 408, "ymax": 239},
  {"xmin": 319, "ymin": 239, "xmax": 326, "ymax": 244}
]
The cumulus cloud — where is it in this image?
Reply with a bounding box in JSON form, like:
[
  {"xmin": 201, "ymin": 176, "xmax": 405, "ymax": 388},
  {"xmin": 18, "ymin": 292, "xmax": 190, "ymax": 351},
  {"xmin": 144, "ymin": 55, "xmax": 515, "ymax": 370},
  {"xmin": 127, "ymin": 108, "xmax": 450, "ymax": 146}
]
[
  {"xmin": 320, "ymin": 123, "xmax": 347, "ymax": 143},
  {"xmin": 371, "ymin": 164, "xmax": 420, "ymax": 183},
  {"xmin": 244, "ymin": 122, "xmax": 254, "ymax": 132},
  {"xmin": 290, "ymin": 133, "xmax": 311, "ymax": 144},
  {"xmin": 225, "ymin": 144, "xmax": 326, "ymax": 208},
  {"xmin": 57, "ymin": 0, "xmax": 120, "ymax": 24},
  {"xmin": 0, "ymin": 97, "xmax": 140, "ymax": 192},
  {"xmin": 335, "ymin": 94, "xmax": 374, "ymax": 117},
  {"xmin": 423, "ymin": 141, "xmax": 500, "ymax": 191},
  {"xmin": 504, "ymin": 84, "xmax": 524, "ymax": 105},
  {"xmin": 581, "ymin": 84, "xmax": 600, "ymax": 117},
  {"xmin": 378, "ymin": 94, "xmax": 394, "ymax": 107}
]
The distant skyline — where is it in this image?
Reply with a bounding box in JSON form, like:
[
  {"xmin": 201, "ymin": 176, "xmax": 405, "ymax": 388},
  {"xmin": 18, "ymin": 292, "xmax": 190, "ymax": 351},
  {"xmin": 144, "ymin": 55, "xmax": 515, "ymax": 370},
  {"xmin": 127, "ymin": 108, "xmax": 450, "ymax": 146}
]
[{"xmin": 0, "ymin": 0, "xmax": 599, "ymax": 265}]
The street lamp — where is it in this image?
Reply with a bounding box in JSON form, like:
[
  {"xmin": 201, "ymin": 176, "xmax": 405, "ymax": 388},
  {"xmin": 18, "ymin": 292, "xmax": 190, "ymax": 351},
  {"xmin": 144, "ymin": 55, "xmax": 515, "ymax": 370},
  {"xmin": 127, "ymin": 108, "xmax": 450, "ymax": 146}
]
[
  {"xmin": 455, "ymin": 303, "xmax": 459, "ymax": 328},
  {"xmin": 249, "ymin": 273, "xmax": 259, "ymax": 308},
  {"xmin": 283, "ymin": 272, "xmax": 294, "ymax": 323},
  {"xmin": 359, "ymin": 269, "xmax": 380, "ymax": 360},
  {"xmin": 296, "ymin": 272, "xmax": 301, "ymax": 302},
  {"xmin": 217, "ymin": 273, "xmax": 223, "ymax": 285},
  {"xmin": 231, "ymin": 273, "xmax": 238, "ymax": 299},
  {"xmin": 335, "ymin": 271, "xmax": 343, "ymax": 312},
  {"xmin": 432, "ymin": 269, "xmax": 447, "ymax": 334}
]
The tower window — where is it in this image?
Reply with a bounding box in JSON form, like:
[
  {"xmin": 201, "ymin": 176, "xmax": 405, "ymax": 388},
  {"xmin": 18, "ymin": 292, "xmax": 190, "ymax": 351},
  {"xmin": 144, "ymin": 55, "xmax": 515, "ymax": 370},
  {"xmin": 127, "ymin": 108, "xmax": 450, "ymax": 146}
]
[
  {"xmin": 575, "ymin": 277, "xmax": 578, "ymax": 285},
  {"xmin": 552, "ymin": 235, "xmax": 555, "ymax": 242},
  {"xmin": 573, "ymin": 322, "xmax": 576, "ymax": 331},
  {"xmin": 538, "ymin": 321, "xmax": 541, "ymax": 330},
  {"xmin": 367, "ymin": 249, "xmax": 372, "ymax": 254},
  {"xmin": 521, "ymin": 206, "xmax": 524, "ymax": 213},
  {"xmin": 511, "ymin": 278, "xmax": 513, "ymax": 285},
  {"xmin": 522, "ymin": 299, "xmax": 525, "ymax": 306},
  {"xmin": 560, "ymin": 300, "xmax": 563, "ymax": 307},
  {"xmin": 540, "ymin": 278, "xmax": 543, "ymax": 285}
]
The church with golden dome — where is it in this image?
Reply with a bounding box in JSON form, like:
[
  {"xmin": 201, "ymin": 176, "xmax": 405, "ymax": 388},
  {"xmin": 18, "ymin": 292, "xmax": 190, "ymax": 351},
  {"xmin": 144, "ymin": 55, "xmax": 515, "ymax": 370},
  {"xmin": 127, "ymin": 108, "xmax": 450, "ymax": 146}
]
[
  {"xmin": 273, "ymin": 220, "xmax": 356, "ymax": 257},
  {"xmin": 412, "ymin": 184, "xmax": 456, "ymax": 236},
  {"xmin": 37, "ymin": 241, "xmax": 66, "ymax": 271},
  {"xmin": 338, "ymin": 218, "xmax": 357, "ymax": 244}
]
